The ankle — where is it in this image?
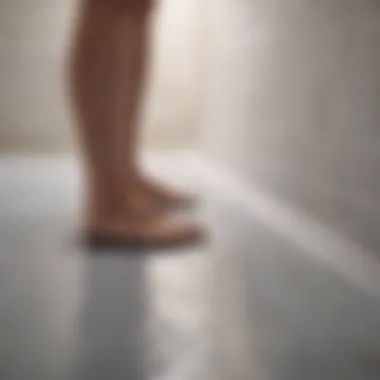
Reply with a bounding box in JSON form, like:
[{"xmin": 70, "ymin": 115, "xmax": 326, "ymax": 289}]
[{"xmin": 85, "ymin": 182, "xmax": 121, "ymax": 220}]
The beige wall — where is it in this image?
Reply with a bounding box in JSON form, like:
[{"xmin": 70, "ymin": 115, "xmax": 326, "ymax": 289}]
[
  {"xmin": 144, "ymin": 0, "xmax": 204, "ymax": 149},
  {"xmin": 203, "ymin": 0, "xmax": 380, "ymax": 253},
  {"xmin": 0, "ymin": 0, "xmax": 203, "ymax": 152},
  {"xmin": 0, "ymin": 0, "xmax": 72, "ymax": 152}
]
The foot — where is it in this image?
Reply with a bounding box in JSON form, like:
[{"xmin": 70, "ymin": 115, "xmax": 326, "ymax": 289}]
[
  {"xmin": 135, "ymin": 175, "xmax": 197, "ymax": 209},
  {"xmin": 84, "ymin": 216, "xmax": 205, "ymax": 250},
  {"xmin": 86, "ymin": 186, "xmax": 163, "ymax": 224}
]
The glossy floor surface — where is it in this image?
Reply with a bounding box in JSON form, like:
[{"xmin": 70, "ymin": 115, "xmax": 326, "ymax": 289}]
[{"xmin": 0, "ymin": 153, "xmax": 380, "ymax": 380}]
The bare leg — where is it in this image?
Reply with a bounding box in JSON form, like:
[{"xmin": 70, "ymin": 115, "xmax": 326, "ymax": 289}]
[
  {"xmin": 112, "ymin": 1, "xmax": 196, "ymax": 208},
  {"xmin": 68, "ymin": 0, "xmax": 203, "ymax": 247}
]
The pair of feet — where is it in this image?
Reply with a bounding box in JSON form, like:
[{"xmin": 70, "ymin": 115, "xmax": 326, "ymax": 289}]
[{"xmin": 86, "ymin": 176, "xmax": 204, "ymax": 249}]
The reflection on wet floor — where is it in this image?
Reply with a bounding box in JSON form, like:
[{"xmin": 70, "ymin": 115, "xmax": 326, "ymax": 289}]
[
  {"xmin": 0, "ymin": 221, "xmax": 210, "ymax": 380},
  {"xmin": 0, "ymin": 155, "xmax": 380, "ymax": 380}
]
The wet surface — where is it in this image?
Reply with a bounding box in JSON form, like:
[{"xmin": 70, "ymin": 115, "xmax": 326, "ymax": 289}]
[{"xmin": 0, "ymin": 155, "xmax": 379, "ymax": 380}]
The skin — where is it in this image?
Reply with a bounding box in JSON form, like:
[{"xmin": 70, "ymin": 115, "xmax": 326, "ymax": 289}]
[{"xmin": 68, "ymin": 0, "xmax": 203, "ymax": 247}]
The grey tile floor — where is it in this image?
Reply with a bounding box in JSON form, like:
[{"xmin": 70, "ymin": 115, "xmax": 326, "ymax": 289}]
[{"xmin": 0, "ymin": 153, "xmax": 380, "ymax": 380}]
